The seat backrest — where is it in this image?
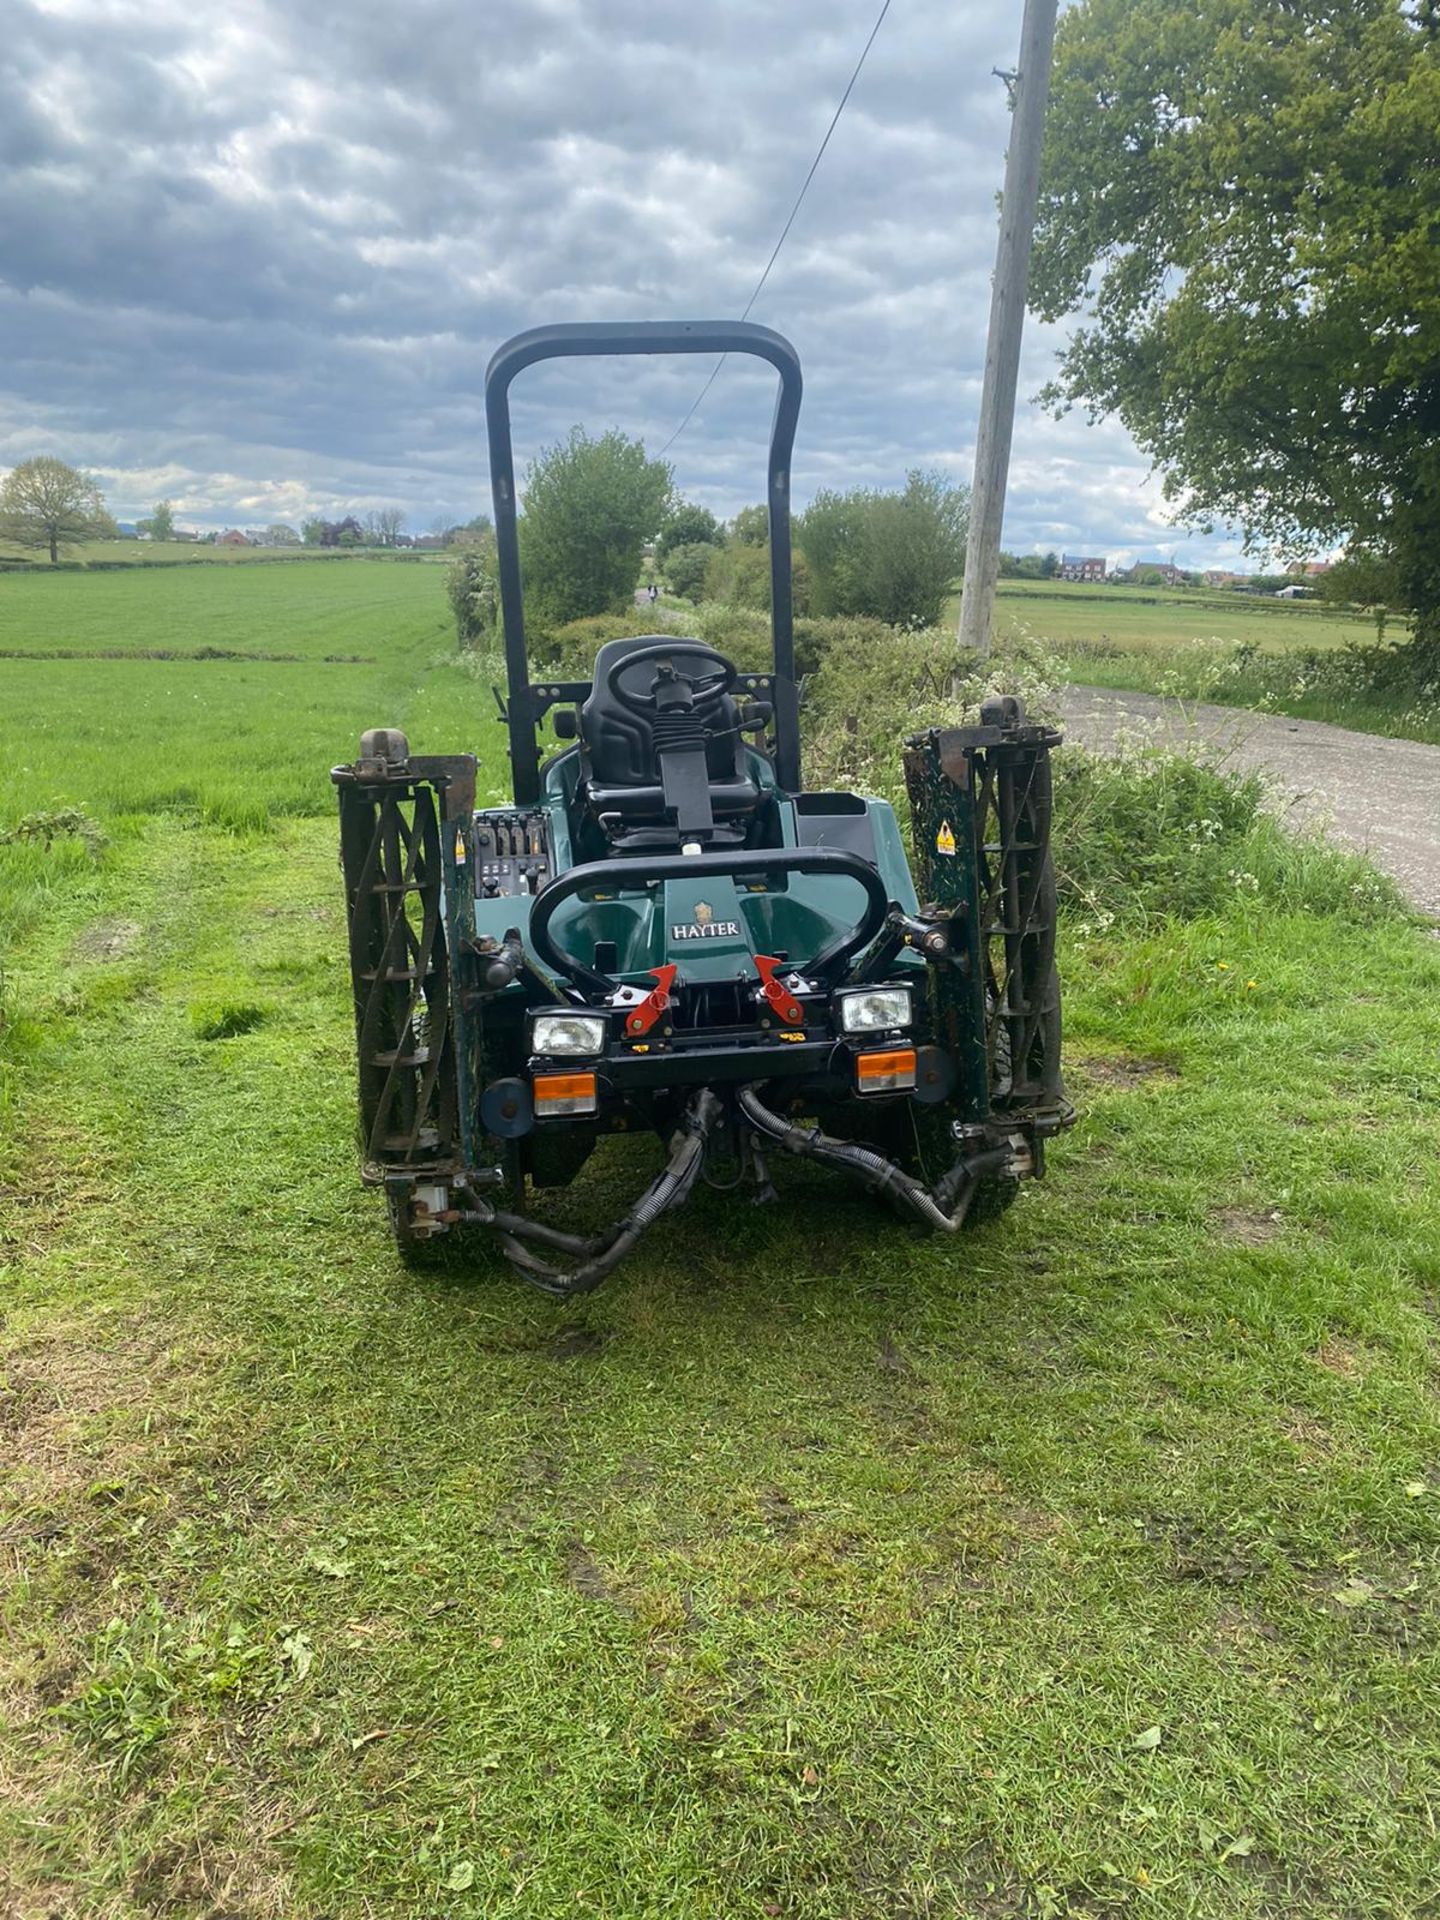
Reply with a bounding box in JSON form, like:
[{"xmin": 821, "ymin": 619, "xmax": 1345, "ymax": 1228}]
[{"xmin": 581, "ymin": 636, "xmax": 746, "ymax": 787}]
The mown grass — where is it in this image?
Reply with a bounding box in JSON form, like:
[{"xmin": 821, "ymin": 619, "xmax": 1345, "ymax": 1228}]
[{"xmin": 2, "ymin": 562, "xmax": 1439, "ymax": 1918}]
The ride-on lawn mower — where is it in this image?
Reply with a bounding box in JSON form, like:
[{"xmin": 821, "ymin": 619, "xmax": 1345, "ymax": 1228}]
[{"xmin": 333, "ymin": 322, "xmax": 1072, "ymax": 1296}]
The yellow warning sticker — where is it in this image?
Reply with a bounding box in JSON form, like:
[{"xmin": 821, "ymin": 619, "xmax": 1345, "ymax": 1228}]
[{"xmin": 936, "ymin": 819, "xmax": 957, "ymax": 857}]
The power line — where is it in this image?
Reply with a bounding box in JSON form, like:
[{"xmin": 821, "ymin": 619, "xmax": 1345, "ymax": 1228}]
[{"xmin": 655, "ymin": 0, "xmax": 893, "ymax": 460}]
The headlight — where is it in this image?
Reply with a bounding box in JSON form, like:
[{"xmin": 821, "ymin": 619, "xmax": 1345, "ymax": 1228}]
[
  {"xmin": 834, "ymin": 985, "xmax": 914, "ymax": 1033},
  {"xmin": 531, "ymin": 1011, "xmax": 607, "ymax": 1057}
]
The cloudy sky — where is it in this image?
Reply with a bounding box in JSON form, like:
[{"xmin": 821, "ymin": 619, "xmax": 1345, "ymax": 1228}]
[{"xmin": 2, "ymin": 0, "xmax": 1249, "ymax": 567}]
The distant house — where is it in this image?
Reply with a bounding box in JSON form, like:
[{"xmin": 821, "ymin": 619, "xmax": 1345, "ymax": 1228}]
[
  {"xmin": 412, "ymin": 534, "xmax": 448, "ymax": 550},
  {"xmin": 1287, "ymin": 559, "xmax": 1332, "ymax": 578},
  {"xmin": 1129, "ymin": 560, "xmax": 1188, "ymax": 587},
  {"xmin": 1060, "ymin": 553, "xmax": 1106, "ymax": 582},
  {"xmin": 1203, "ymin": 569, "xmax": 1247, "ymax": 588},
  {"xmin": 217, "ymin": 529, "xmax": 251, "ymax": 547}
]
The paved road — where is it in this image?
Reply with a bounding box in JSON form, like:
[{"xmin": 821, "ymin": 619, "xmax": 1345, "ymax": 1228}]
[{"xmin": 1060, "ymin": 686, "xmax": 1440, "ymax": 917}]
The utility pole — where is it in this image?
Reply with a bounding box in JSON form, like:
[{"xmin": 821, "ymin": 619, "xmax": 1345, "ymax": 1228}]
[{"xmin": 957, "ymin": 0, "xmax": 1059, "ymax": 658}]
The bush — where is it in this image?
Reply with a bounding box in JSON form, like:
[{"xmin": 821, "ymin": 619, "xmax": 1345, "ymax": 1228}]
[
  {"xmin": 798, "ymin": 471, "xmax": 967, "ymax": 627},
  {"xmin": 446, "ymin": 542, "xmax": 498, "ymax": 649},
  {"xmin": 702, "ymin": 544, "xmax": 811, "ymax": 615},
  {"xmin": 1052, "ymin": 744, "xmax": 1405, "ymax": 929},
  {"xmin": 801, "ymin": 624, "xmax": 1058, "ymax": 799},
  {"xmin": 663, "ymin": 542, "xmax": 715, "ymax": 602},
  {"xmin": 537, "ymin": 612, "xmax": 645, "ymax": 677}
]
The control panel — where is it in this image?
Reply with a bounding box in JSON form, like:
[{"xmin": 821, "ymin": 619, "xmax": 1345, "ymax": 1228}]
[{"xmin": 472, "ymin": 810, "xmax": 552, "ymax": 899}]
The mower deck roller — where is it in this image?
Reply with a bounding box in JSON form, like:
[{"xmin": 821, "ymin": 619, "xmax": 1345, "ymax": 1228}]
[{"xmin": 333, "ymin": 322, "xmax": 1072, "ymax": 1294}]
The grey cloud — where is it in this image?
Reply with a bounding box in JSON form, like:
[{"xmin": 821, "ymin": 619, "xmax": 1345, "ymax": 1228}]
[{"xmin": 0, "ymin": 0, "xmax": 1243, "ymax": 562}]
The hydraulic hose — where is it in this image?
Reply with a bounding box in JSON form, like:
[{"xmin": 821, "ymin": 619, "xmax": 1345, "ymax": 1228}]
[
  {"xmin": 472, "ymin": 1088, "xmax": 723, "ymax": 1298},
  {"xmin": 736, "ymin": 1086, "xmax": 1012, "ymax": 1233}
]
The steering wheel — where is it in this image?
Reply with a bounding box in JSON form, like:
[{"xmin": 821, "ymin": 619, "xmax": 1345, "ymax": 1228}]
[{"xmin": 603, "ymin": 640, "xmax": 739, "ymax": 715}]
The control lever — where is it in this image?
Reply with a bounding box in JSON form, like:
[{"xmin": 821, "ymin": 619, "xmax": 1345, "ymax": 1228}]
[
  {"xmin": 622, "ymin": 964, "xmax": 678, "ymax": 1038},
  {"xmin": 755, "ymin": 955, "xmax": 804, "ymax": 1026}
]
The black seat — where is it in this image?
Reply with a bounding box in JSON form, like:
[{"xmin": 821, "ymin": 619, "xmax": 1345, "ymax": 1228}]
[{"xmin": 580, "ymin": 636, "xmax": 763, "ymax": 843}]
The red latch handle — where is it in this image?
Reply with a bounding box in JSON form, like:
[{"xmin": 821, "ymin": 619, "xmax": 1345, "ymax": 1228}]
[
  {"xmin": 625, "ymin": 963, "xmax": 678, "ymax": 1037},
  {"xmin": 755, "ymin": 955, "xmax": 804, "ymax": 1025}
]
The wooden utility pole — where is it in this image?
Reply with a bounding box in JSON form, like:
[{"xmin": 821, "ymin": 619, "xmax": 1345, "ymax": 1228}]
[{"xmin": 957, "ymin": 0, "xmax": 1059, "ymax": 657}]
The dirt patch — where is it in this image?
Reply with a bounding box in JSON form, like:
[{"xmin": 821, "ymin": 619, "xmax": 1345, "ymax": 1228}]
[
  {"xmin": 877, "ymin": 1333, "xmax": 916, "ymax": 1376},
  {"xmin": 548, "ymin": 1325, "xmax": 612, "ymax": 1361},
  {"xmin": 1077, "ymin": 1054, "xmax": 1179, "ymax": 1090},
  {"xmin": 127, "ymin": 1833, "xmax": 294, "ymax": 1917},
  {"xmin": 1147, "ymin": 1516, "xmax": 1269, "ymax": 1586},
  {"xmin": 758, "ymin": 1488, "xmax": 803, "ymax": 1536},
  {"xmin": 565, "ymin": 1540, "xmax": 621, "ymax": 1605},
  {"xmin": 1280, "ymin": 1411, "xmax": 1335, "ymax": 1458},
  {"xmin": 1312, "ymin": 1334, "xmax": 1371, "ymax": 1381},
  {"xmin": 71, "ymin": 918, "xmax": 141, "ymax": 962},
  {"xmin": 1213, "ymin": 1205, "xmax": 1283, "ymax": 1247}
]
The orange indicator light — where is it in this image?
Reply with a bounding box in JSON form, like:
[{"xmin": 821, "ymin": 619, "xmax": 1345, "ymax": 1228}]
[
  {"xmin": 855, "ymin": 1048, "xmax": 917, "ymax": 1093},
  {"xmin": 532, "ymin": 1071, "xmax": 598, "ymax": 1116}
]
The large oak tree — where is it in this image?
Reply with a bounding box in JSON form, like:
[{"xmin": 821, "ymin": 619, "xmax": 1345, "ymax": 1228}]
[
  {"xmin": 1030, "ymin": 0, "xmax": 1440, "ymax": 671},
  {"xmin": 0, "ymin": 457, "xmax": 114, "ymax": 562}
]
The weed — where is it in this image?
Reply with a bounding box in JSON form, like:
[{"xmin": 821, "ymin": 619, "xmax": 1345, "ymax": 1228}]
[{"xmin": 189, "ymin": 996, "xmax": 268, "ymax": 1040}]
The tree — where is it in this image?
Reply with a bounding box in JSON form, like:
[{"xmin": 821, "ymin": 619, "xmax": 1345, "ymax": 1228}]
[
  {"xmin": 266, "ymin": 523, "xmax": 301, "ymax": 546},
  {"xmin": 798, "ymin": 471, "xmax": 969, "ymax": 627},
  {"xmin": 519, "ymin": 427, "xmax": 673, "ymax": 629},
  {"xmin": 1030, "ymin": 0, "xmax": 1440, "ymax": 675},
  {"xmin": 365, "ymin": 506, "xmax": 405, "ymax": 547},
  {"xmin": 656, "ymin": 500, "xmax": 721, "ymax": 563},
  {"xmin": 0, "ymin": 457, "xmax": 114, "ymax": 562},
  {"xmin": 730, "ymin": 504, "xmax": 770, "ymax": 547},
  {"xmin": 1320, "ymin": 549, "xmax": 1404, "ymax": 641},
  {"xmin": 139, "ymin": 499, "xmax": 175, "ymax": 542},
  {"xmin": 447, "ymin": 539, "xmax": 499, "ymax": 648},
  {"xmin": 663, "ymin": 541, "xmax": 717, "ymax": 600}
]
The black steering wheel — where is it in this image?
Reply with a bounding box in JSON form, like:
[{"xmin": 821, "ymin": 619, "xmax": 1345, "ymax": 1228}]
[{"xmin": 604, "ymin": 640, "xmax": 739, "ymax": 715}]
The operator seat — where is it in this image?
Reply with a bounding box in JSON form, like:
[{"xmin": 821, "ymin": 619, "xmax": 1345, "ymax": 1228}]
[{"xmin": 579, "ymin": 636, "xmax": 765, "ymax": 846}]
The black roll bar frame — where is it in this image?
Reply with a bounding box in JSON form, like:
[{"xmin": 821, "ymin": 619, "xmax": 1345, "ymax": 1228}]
[{"xmin": 484, "ymin": 321, "xmax": 805, "ymax": 804}]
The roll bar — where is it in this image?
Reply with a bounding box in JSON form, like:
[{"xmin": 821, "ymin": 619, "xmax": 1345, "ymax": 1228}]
[
  {"xmin": 527, "ymin": 846, "xmax": 892, "ymax": 999},
  {"xmin": 484, "ymin": 321, "xmax": 805, "ymax": 804}
]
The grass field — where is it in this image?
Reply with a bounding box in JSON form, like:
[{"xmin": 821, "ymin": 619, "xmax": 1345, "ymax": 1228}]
[
  {"xmin": 0, "ymin": 540, "xmax": 448, "ymax": 569},
  {"xmin": 976, "ymin": 581, "xmax": 1439, "ymax": 746},
  {"xmin": 935, "ymin": 581, "xmax": 1377, "ymax": 662},
  {"xmin": 3, "ymin": 563, "xmax": 1439, "ymax": 1918}
]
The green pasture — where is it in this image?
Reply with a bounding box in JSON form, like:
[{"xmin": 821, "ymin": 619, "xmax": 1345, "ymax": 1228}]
[
  {"xmin": 2, "ymin": 561, "xmax": 1438, "ymax": 1918},
  {"xmin": 0, "ymin": 539, "xmax": 447, "ymax": 568},
  {"xmin": 0, "ymin": 561, "xmax": 506, "ymax": 858},
  {"xmin": 991, "ymin": 579, "xmax": 1372, "ymax": 655}
]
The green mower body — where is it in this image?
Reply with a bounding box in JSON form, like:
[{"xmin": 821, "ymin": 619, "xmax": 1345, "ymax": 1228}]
[{"xmin": 333, "ymin": 323, "xmax": 1071, "ymax": 1294}]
